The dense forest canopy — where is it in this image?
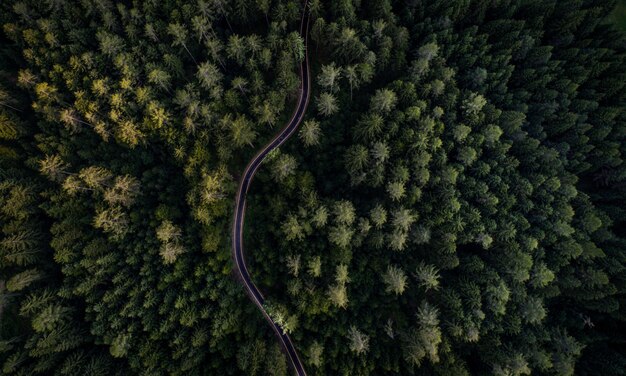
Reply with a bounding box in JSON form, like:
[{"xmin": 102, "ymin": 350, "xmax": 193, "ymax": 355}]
[{"xmin": 1, "ymin": 0, "xmax": 626, "ymax": 375}]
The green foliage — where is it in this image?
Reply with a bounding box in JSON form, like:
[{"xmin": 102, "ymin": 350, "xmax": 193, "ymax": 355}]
[
  {"xmin": 2, "ymin": 0, "xmax": 626, "ymax": 375},
  {"xmin": 244, "ymin": 0, "xmax": 626, "ymax": 374}
]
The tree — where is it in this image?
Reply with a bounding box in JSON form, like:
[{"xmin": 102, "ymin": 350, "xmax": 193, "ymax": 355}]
[
  {"xmin": 370, "ymin": 204, "xmax": 387, "ymax": 228},
  {"xmin": 147, "ymin": 101, "xmax": 171, "ymax": 128},
  {"xmin": 334, "ymin": 264, "xmax": 350, "ymax": 285},
  {"xmin": 345, "ymin": 145, "xmax": 369, "ymax": 173},
  {"xmin": 197, "ymin": 62, "xmax": 223, "ymax": 90},
  {"xmin": 148, "ymin": 69, "xmax": 171, "ymax": 91},
  {"xmin": 520, "ymin": 296, "xmax": 546, "ymax": 324},
  {"xmin": 388, "ymin": 230, "xmax": 408, "ymax": 251},
  {"xmin": 110, "ymin": 333, "xmax": 132, "ymax": 358},
  {"xmin": 318, "ymin": 63, "xmax": 342, "ymax": 93},
  {"xmin": 39, "ymin": 155, "xmax": 68, "ymax": 182},
  {"xmin": 103, "ymin": 175, "xmax": 140, "ymax": 207},
  {"xmin": 387, "ymin": 181, "xmax": 405, "ymax": 201},
  {"xmin": 328, "ymin": 284, "xmax": 348, "ymax": 308},
  {"xmin": 272, "ymin": 154, "xmax": 297, "ymax": 181},
  {"xmin": 168, "ymin": 23, "xmax": 196, "ymax": 63},
  {"xmin": 344, "ymin": 65, "xmax": 360, "ymax": 99},
  {"xmin": 237, "ymin": 339, "xmax": 267, "ymax": 376},
  {"xmin": 77, "ymin": 166, "xmax": 112, "ymax": 190},
  {"xmin": 347, "ymin": 326, "xmax": 369, "ymax": 355},
  {"xmin": 485, "ymin": 280, "xmax": 510, "ymax": 316},
  {"xmin": 312, "ymin": 205, "xmax": 328, "ymax": 228},
  {"xmin": 6, "ymin": 268, "xmax": 42, "ymax": 292},
  {"xmin": 551, "ymin": 330, "xmax": 583, "ymax": 376},
  {"xmin": 299, "ymin": 120, "xmax": 321, "ymax": 146},
  {"xmin": 156, "ymin": 220, "xmax": 182, "ymax": 244},
  {"xmin": 0, "ymin": 230, "xmax": 40, "ymax": 266},
  {"xmin": 264, "ymin": 302, "xmax": 297, "ymax": 334},
  {"xmin": 371, "ymin": 141, "xmax": 389, "ymax": 162},
  {"xmin": 329, "ymin": 225, "xmax": 353, "ymax": 248},
  {"xmin": 355, "ymin": 113, "xmax": 384, "ymax": 141},
  {"xmin": 117, "ymin": 120, "xmax": 144, "ymax": 147},
  {"xmin": 403, "ymin": 301, "xmax": 442, "ymax": 366},
  {"xmin": 231, "ymin": 76, "xmax": 248, "ymax": 94},
  {"xmin": 493, "ymin": 354, "xmax": 531, "ymax": 376},
  {"xmin": 530, "ymin": 262, "xmax": 555, "ymax": 288},
  {"xmin": 370, "ymin": 89, "xmax": 397, "ymax": 113},
  {"xmin": 391, "ymin": 208, "xmax": 416, "ymax": 232},
  {"xmin": 316, "ymin": 92, "xmax": 338, "ymax": 116},
  {"xmin": 93, "ymin": 207, "xmax": 128, "ymax": 239},
  {"xmin": 333, "ymin": 200, "xmax": 356, "ymax": 225},
  {"xmin": 417, "ymin": 42, "xmax": 439, "ymax": 62},
  {"xmin": 266, "ymin": 344, "xmax": 288, "ymax": 376},
  {"xmin": 228, "ymin": 114, "xmax": 257, "ymax": 147},
  {"xmin": 414, "ymin": 262, "xmax": 440, "ymax": 291},
  {"xmin": 227, "ymin": 34, "xmax": 247, "ymax": 65},
  {"xmin": 286, "ymin": 32, "xmax": 305, "ymax": 62},
  {"xmin": 282, "ymin": 214, "xmax": 304, "ymax": 241},
  {"xmin": 457, "ymin": 146, "xmax": 477, "ymax": 166},
  {"xmin": 382, "ymin": 265, "xmax": 408, "ymax": 295},
  {"xmin": 462, "ymin": 92, "xmax": 487, "ymax": 117},
  {"xmin": 308, "ymin": 341, "xmax": 323, "ymax": 367},
  {"xmin": 159, "ymin": 242, "xmax": 186, "ymax": 264},
  {"xmin": 200, "ymin": 168, "xmax": 227, "ymax": 204},
  {"xmin": 286, "ymin": 254, "xmax": 301, "ymax": 277},
  {"xmin": 307, "ymin": 256, "xmax": 322, "ymax": 278}
]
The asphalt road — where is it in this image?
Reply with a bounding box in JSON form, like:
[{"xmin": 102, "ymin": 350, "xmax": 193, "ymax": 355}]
[{"xmin": 231, "ymin": 3, "xmax": 310, "ymax": 376}]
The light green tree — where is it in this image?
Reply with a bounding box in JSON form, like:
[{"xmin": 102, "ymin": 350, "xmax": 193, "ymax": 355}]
[
  {"xmin": 370, "ymin": 204, "xmax": 387, "ymax": 229},
  {"xmin": 391, "ymin": 208, "xmax": 416, "ymax": 232},
  {"xmin": 272, "ymin": 154, "xmax": 297, "ymax": 181},
  {"xmin": 197, "ymin": 62, "xmax": 223, "ymax": 90},
  {"xmin": 286, "ymin": 254, "xmax": 301, "ymax": 277},
  {"xmin": 299, "ymin": 120, "xmax": 321, "ymax": 147},
  {"xmin": 318, "ymin": 63, "xmax": 342, "ymax": 93},
  {"xmin": 333, "ymin": 200, "xmax": 356, "ymax": 225},
  {"xmin": 387, "ymin": 181, "xmax": 405, "ymax": 201},
  {"xmin": 415, "ymin": 262, "xmax": 440, "ymax": 291},
  {"xmin": 317, "ymin": 92, "xmax": 338, "ymax": 116},
  {"xmin": 148, "ymin": 69, "xmax": 171, "ymax": 91},
  {"xmin": 308, "ymin": 341, "xmax": 323, "ymax": 367},
  {"xmin": 308, "ymin": 256, "xmax": 322, "ymax": 278},
  {"xmin": 312, "ymin": 205, "xmax": 328, "ymax": 228},
  {"xmin": 329, "ymin": 225, "xmax": 353, "ymax": 248},
  {"xmin": 345, "ymin": 145, "xmax": 369, "ymax": 173},
  {"xmin": 382, "ymin": 265, "xmax": 408, "ymax": 295},
  {"xmin": 328, "ymin": 284, "xmax": 348, "ymax": 308},
  {"xmin": 347, "ymin": 326, "xmax": 369, "ymax": 355},
  {"xmin": 370, "ymin": 88, "xmax": 397, "ymax": 113}
]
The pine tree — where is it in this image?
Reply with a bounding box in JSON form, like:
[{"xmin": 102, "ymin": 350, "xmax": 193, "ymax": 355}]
[
  {"xmin": 299, "ymin": 120, "xmax": 321, "ymax": 147},
  {"xmin": 327, "ymin": 284, "xmax": 348, "ymax": 308},
  {"xmin": 382, "ymin": 265, "xmax": 408, "ymax": 295},
  {"xmin": 347, "ymin": 326, "xmax": 369, "ymax": 355},
  {"xmin": 272, "ymin": 154, "xmax": 297, "ymax": 181},
  {"xmin": 370, "ymin": 89, "xmax": 397, "ymax": 113},
  {"xmin": 316, "ymin": 92, "xmax": 338, "ymax": 116},
  {"xmin": 369, "ymin": 204, "xmax": 387, "ymax": 229},
  {"xmin": 333, "ymin": 200, "xmax": 356, "ymax": 225},
  {"xmin": 414, "ymin": 262, "xmax": 440, "ymax": 291},
  {"xmin": 318, "ymin": 63, "xmax": 342, "ymax": 93}
]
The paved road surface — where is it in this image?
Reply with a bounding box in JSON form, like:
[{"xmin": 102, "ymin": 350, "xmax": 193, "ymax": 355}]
[{"xmin": 231, "ymin": 3, "xmax": 310, "ymax": 376}]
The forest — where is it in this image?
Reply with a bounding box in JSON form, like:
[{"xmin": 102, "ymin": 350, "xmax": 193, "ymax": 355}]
[{"xmin": 1, "ymin": 0, "xmax": 626, "ymax": 375}]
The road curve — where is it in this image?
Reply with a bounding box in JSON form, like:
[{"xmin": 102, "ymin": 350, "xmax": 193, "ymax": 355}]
[{"xmin": 231, "ymin": 3, "xmax": 310, "ymax": 376}]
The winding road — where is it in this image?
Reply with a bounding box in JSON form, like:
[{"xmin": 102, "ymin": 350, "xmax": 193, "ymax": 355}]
[{"xmin": 231, "ymin": 3, "xmax": 310, "ymax": 376}]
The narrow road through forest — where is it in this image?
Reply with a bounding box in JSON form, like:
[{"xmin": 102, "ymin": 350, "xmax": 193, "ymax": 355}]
[{"xmin": 231, "ymin": 3, "xmax": 310, "ymax": 376}]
